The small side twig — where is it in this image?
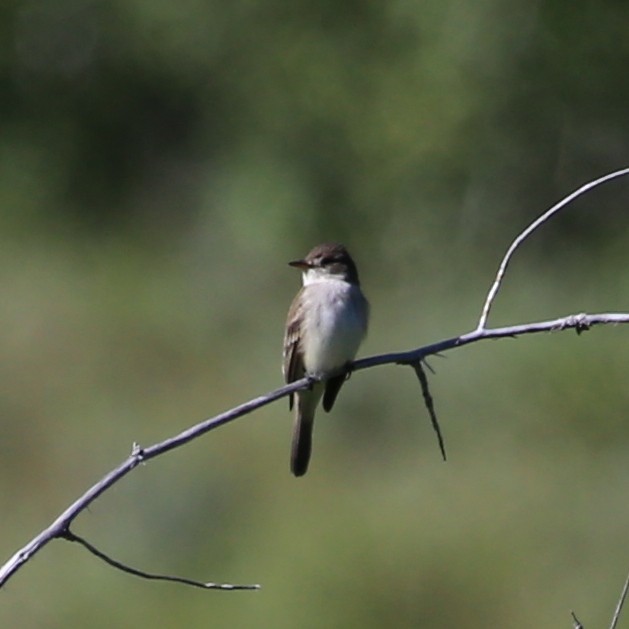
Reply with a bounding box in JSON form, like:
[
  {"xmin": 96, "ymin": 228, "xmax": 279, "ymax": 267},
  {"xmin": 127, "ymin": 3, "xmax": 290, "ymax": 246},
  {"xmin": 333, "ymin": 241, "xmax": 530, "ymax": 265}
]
[
  {"xmin": 62, "ymin": 529, "xmax": 259, "ymax": 591},
  {"xmin": 411, "ymin": 362, "xmax": 446, "ymax": 460},
  {"xmin": 477, "ymin": 167, "xmax": 629, "ymax": 330},
  {"xmin": 571, "ymin": 610, "xmax": 584, "ymax": 629},
  {"xmin": 609, "ymin": 571, "xmax": 629, "ymax": 629}
]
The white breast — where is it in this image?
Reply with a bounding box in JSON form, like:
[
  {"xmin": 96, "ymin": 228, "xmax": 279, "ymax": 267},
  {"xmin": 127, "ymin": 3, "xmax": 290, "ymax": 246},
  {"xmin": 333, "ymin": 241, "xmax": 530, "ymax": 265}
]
[{"xmin": 300, "ymin": 278, "xmax": 368, "ymax": 376}]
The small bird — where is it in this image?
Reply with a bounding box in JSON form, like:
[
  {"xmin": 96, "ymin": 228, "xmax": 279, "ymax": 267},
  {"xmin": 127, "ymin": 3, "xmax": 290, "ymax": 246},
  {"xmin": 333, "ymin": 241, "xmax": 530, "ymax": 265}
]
[{"xmin": 283, "ymin": 243, "xmax": 369, "ymax": 476}]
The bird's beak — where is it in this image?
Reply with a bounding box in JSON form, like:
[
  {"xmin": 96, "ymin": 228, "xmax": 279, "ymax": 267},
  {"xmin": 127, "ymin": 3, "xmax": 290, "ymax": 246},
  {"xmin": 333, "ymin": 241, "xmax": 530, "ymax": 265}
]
[{"xmin": 288, "ymin": 258, "xmax": 310, "ymax": 269}]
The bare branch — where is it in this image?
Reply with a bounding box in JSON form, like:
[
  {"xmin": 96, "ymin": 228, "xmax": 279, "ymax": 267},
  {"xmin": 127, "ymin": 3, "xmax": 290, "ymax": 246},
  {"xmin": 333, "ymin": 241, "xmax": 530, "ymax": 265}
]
[
  {"xmin": 63, "ymin": 530, "xmax": 259, "ymax": 591},
  {"xmin": 353, "ymin": 312, "xmax": 629, "ymax": 372},
  {"xmin": 1, "ymin": 310, "xmax": 627, "ymax": 589},
  {"xmin": 571, "ymin": 610, "xmax": 584, "ymax": 629},
  {"xmin": 0, "ymin": 378, "xmax": 311, "ymax": 587},
  {"xmin": 2, "ymin": 169, "xmax": 629, "ymax": 594},
  {"xmin": 477, "ymin": 167, "xmax": 629, "ymax": 330},
  {"xmin": 609, "ymin": 571, "xmax": 629, "ymax": 629}
]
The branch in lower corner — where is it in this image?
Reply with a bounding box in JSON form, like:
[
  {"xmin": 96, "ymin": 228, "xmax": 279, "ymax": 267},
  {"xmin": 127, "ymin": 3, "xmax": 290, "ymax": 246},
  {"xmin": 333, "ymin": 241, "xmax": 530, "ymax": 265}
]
[{"xmin": 62, "ymin": 529, "xmax": 260, "ymax": 591}]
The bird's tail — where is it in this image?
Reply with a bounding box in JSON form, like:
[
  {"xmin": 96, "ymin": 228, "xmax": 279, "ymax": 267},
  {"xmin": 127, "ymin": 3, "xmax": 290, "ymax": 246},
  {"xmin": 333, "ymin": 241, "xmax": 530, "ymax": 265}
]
[
  {"xmin": 291, "ymin": 412, "xmax": 313, "ymax": 477},
  {"xmin": 290, "ymin": 388, "xmax": 321, "ymax": 476}
]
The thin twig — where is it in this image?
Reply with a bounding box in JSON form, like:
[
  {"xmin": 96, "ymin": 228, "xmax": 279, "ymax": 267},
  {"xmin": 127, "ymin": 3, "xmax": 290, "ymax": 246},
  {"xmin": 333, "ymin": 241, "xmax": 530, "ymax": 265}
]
[
  {"xmin": 477, "ymin": 167, "xmax": 629, "ymax": 330},
  {"xmin": 609, "ymin": 571, "xmax": 629, "ymax": 629},
  {"xmin": 354, "ymin": 312, "xmax": 629, "ymax": 372},
  {"xmin": 411, "ymin": 362, "xmax": 446, "ymax": 460},
  {"xmin": 62, "ymin": 529, "xmax": 259, "ymax": 591},
  {"xmin": 571, "ymin": 610, "xmax": 584, "ymax": 629},
  {"xmin": 0, "ymin": 377, "xmax": 311, "ymax": 587},
  {"xmin": 1, "ymin": 310, "xmax": 627, "ymax": 589}
]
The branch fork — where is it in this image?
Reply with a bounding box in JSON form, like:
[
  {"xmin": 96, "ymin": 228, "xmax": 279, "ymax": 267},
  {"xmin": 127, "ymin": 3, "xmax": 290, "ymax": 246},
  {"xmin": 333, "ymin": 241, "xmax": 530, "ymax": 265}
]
[{"xmin": 1, "ymin": 168, "xmax": 629, "ymax": 609}]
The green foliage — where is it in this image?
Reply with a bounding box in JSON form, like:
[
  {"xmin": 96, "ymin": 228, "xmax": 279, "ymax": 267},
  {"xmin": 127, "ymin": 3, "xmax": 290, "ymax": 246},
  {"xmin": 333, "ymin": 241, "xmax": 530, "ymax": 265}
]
[{"xmin": 1, "ymin": 1, "xmax": 629, "ymax": 627}]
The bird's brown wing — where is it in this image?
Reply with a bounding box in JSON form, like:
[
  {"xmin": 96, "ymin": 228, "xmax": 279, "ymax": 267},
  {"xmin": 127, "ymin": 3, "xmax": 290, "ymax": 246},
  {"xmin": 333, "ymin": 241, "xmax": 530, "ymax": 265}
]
[{"xmin": 283, "ymin": 289, "xmax": 305, "ymax": 410}]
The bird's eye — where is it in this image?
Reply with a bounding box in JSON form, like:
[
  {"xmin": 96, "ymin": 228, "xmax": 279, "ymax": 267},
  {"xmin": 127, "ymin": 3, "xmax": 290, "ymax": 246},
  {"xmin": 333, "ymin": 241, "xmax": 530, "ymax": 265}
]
[{"xmin": 320, "ymin": 256, "xmax": 334, "ymax": 266}]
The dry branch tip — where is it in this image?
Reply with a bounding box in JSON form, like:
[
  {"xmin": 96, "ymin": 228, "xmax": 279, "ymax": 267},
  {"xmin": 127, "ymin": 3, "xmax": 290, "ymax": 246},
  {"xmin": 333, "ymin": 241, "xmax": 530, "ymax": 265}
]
[
  {"xmin": 64, "ymin": 529, "xmax": 260, "ymax": 591},
  {"xmin": 571, "ymin": 610, "xmax": 584, "ymax": 629},
  {"xmin": 411, "ymin": 362, "xmax": 447, "ymax": 461}
]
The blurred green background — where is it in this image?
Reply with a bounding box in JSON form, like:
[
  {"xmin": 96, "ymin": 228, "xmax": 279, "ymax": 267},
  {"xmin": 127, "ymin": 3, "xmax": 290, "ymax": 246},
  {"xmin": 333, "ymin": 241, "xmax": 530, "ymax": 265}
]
[{"xmin": 1, "ymin": 1, "xmax": 629, "ymax": 627}]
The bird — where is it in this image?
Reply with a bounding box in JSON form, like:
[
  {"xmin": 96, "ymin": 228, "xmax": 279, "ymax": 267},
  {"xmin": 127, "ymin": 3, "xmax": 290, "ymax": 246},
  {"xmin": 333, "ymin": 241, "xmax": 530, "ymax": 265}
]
[{"xmin": 283, "ymin": 243, "xmax": 369, "ymax": 476}]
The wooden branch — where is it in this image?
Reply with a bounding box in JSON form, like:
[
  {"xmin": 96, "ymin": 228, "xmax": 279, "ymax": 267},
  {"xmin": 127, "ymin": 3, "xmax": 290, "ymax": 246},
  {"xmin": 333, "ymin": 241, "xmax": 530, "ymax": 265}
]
[
  {"xmin": 610, "ymin": 571, "xmax": 629, "ymax": 629},
  {"xmin": 1, "ymin": 310, "xmax": 627, "ymax": 589},
  {"xmin": 63, "ymin": 530, "xmax": 259, "ymax": 591},
  {"xmin": 353, "ymin": 312, "xmax": 629, "ymax": 372},
  {"xmin": 571, "ymin": 610, "xmax": 584, "ymax": 629},
  {"xmin": 571, "ymin": 570, "xmax": 629, "ymax": 629},
  {"xmin": 477, "ymin": 167, "xmax": 629, "ymax": 330},
  {"xmin": 1, "ymin": 168, "xmax": 628, "ymax": 596}
]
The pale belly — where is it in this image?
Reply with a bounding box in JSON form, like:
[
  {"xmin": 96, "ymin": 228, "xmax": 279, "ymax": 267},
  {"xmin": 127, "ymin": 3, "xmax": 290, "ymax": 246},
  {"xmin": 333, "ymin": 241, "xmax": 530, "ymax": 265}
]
[{"xmin": 301, "ymin": 281, "xmax": 368, "ymax": 376}]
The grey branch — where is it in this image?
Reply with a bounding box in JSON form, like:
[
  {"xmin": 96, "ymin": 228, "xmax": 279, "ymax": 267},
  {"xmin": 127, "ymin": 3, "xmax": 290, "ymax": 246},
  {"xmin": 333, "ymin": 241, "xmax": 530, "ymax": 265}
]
[
  {"xmin": 610, "ymin": 571, "xmax": 629, "ymax": 629},
  {"xmin": 571, "ymin": 610, "xmax": 584, "ymax": 629},
  {"xmin": 1, "ymin": 310, "xmax": 627, "ymax": 589},
  {"xmin": 1, "ymin": 169, "xmax": 629, "ymax": 597},
  {"xmin": 571, "ymin": 569, "xmax": 629, "ymax": 629},
  {"xmin": 477, "ymin": 167, "xmax": 629, "ymax": 330}
]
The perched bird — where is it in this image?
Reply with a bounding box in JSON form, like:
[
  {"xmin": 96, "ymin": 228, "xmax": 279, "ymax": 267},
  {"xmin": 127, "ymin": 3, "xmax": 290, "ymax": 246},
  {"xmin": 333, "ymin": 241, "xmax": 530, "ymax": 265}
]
[{"xmin": 283, "ymin": 243, "xmax": 369, "ymax": 476}]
